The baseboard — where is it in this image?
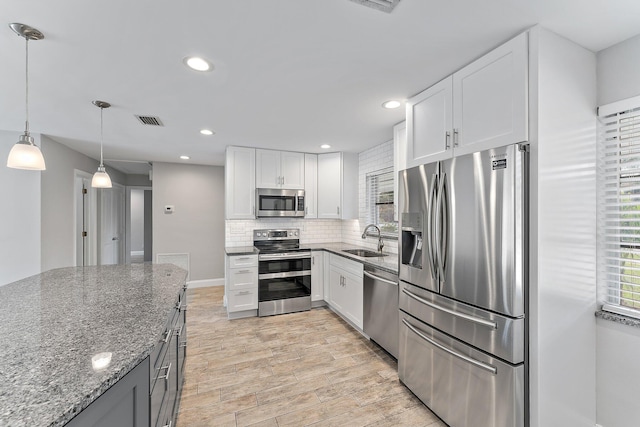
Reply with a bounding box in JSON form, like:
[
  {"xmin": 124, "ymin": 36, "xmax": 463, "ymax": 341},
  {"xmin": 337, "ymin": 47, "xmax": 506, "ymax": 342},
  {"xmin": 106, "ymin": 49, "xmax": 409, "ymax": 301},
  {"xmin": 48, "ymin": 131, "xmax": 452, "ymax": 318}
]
[
  {"xmin": 131, "ymin": 250, "xmax": 144, "ymax": 256},
  {"xmin": 186, "ymin": 278, "xmax": 224, "ymax": 289}
]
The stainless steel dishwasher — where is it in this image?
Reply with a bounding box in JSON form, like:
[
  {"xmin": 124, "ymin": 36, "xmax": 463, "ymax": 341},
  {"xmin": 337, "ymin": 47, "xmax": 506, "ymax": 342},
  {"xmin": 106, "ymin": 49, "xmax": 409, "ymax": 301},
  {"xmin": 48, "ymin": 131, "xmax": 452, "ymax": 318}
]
[{"xmin": 363, "ymin": 265, "xmax": 399, "ymax": 359}]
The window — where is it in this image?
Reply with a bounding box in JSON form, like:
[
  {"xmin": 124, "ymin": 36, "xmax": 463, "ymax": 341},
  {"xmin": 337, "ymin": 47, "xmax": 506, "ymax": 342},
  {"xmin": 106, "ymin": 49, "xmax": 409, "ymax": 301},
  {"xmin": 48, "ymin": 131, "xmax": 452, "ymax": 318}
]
[
  {"xmin": 365, "ymin": 167, "xmax": 397, "ymax": 235},
  {"xmin": 598, "ymin": 96, "xmax": 640, "ymax": 319}
]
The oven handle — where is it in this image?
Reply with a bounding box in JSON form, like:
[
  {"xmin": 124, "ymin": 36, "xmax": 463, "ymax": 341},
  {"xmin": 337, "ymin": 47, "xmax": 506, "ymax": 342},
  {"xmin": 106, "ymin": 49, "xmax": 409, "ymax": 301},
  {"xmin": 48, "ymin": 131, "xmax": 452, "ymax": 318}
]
[
  {"xmin": 259, "ymin": 270, "xmax": 311, "ymax": 280},
  {"xmin": 259, "ymin": 252, "xmax": 311, "ymax": 260}
]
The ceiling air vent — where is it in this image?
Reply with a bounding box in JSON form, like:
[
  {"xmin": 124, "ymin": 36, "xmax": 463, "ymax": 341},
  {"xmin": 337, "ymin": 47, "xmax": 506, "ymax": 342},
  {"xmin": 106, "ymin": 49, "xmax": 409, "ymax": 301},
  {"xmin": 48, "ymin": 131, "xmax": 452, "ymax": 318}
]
[
  {"xmin": 135, "ymin": 115, "xmax": 164, "ymax": 126},
  {"xmin": 348, "ymin": 0, "xmax": 401, "ymax": 13}
]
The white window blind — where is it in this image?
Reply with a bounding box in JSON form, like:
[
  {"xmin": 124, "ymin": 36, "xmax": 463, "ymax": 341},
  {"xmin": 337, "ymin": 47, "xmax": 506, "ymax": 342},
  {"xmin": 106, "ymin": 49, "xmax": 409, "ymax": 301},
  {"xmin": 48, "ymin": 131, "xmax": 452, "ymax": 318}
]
[
  {"xmin": 366, "ymin": 167, "xmax": 397, "ymax": 235},
  {"xmin": 599, "ymin": 99, "xmax": 640, "ymax": 319}
]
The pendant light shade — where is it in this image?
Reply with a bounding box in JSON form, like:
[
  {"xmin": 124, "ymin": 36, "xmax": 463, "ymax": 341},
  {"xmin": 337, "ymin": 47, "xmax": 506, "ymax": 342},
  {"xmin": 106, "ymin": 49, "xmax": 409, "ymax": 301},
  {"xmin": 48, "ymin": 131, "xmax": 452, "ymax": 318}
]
[
  {"xmin": 7, "ymin": 23, "xmax": 46, "ymax": 171},
  {"xmin": 91, "ymin": 101, "xmax": 112, "ymax": 189}
]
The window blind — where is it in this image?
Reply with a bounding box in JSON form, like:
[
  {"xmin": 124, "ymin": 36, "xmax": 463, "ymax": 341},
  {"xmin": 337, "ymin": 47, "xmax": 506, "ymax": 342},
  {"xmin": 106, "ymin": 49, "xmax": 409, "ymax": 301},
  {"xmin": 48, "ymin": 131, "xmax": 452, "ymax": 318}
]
[
  {"xmin": 366, "ymin": 166, "xmax": 397, "ymax": 235},
  {"xmin": 599, "ymin": 99, "xmax": 640, "ymax": 319}
]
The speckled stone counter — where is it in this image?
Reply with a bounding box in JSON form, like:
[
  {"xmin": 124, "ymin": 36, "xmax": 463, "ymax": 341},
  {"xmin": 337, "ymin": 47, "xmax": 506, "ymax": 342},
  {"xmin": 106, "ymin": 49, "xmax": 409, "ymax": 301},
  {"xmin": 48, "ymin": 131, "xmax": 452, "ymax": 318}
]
[
  {"xmin": 224, "ymin": 246, "xmax": 259, "ymax": 256},
  {"xmin": 301, "ymin": 242, "xmax": 399, "ymax": 275},
  {"xmin": 595, "ymin": 309, "xmax": 640, "ymax": 328},
  {"xmin": 0, "ymin": 263, "xmax": 187, "ymax": 427}
]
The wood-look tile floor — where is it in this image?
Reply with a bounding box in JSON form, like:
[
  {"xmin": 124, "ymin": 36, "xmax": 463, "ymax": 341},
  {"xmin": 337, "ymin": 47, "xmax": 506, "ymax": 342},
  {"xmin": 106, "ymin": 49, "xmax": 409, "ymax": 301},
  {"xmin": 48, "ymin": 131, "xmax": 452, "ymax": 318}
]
[{"xmin": 178, "ymin": 287, "xmax": 444, "ymax": 427}]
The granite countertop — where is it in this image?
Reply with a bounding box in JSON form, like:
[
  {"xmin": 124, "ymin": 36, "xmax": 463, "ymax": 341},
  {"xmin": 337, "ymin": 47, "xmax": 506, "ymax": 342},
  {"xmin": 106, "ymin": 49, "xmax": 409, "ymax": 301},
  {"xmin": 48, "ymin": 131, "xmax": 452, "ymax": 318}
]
[
  {"xmin": 225, "ymin": 242, "xmax": 398, "ymax": 274},
  {"xmin": 0, "ymin": 263, "xmax": 187, "ymax": 427}
]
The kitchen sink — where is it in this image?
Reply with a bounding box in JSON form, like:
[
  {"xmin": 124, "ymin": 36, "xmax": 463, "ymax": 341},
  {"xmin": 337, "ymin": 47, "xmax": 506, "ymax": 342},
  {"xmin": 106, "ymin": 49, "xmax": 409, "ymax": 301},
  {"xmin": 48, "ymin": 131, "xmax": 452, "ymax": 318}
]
[{"xmin": 343, "ymin": 249, "xmax": 388, "ymax": 258}]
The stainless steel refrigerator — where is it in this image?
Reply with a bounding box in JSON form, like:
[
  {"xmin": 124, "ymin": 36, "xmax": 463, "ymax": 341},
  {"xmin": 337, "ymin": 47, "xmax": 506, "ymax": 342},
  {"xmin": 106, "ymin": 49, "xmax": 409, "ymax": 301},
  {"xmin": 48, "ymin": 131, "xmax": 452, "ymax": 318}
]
[{"xmin": 398, "ymin": 143, "xmax": 528, "ymax": 427}]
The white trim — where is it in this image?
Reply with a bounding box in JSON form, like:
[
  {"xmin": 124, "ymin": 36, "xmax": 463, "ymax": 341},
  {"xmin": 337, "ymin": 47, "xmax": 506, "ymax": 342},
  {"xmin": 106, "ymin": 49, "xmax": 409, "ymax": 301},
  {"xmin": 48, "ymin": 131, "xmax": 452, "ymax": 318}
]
[
  {"xmin": 602, "ymin": 303, "xmax": 640, "ymax": 321},
  {"xmin": 131, "ymin": 251, "xmax": 144, "ymax": 256},
  {"xmin": 598, "ymin": 94, "xmax": 640, "ymax": 117},
  {"xmin": 187, "ymin": 278, "xmax": 224, "ymax": 289}
]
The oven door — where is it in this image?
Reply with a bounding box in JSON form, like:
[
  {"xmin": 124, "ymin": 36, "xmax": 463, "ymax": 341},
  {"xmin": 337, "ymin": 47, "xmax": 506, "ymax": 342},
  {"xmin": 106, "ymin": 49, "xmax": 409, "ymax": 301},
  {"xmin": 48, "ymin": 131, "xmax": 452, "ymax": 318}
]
[{"xmin": 258, "ymin": 253, "xmax": 311, "ymax": 316}]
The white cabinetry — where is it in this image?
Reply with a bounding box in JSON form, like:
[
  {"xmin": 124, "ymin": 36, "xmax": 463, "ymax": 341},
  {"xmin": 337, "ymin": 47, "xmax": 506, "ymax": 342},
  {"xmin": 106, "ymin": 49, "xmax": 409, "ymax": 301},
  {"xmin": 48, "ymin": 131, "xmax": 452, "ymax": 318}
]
[
  {"xmin": 225, "ymin": 254, "xmax": 258, "ymax": 318},
  {"xmin": 256, "ymin": 149, "xmax": 305, "ymax": 189},
  {"xmin": 225, "ymin": 146, "xmax": 255, "ymax": 219},
  {"xmin": 406, "ymin": 32, "xmax": 528, "ymax": 168},
  {"xmin": 304, "ymin": 154, "xmax": 318, "ymax": 218},
  {"xmin": 317, "ymin": 152, "xmax": 358, "ymax": 219},
  {"xmin": 311, "ymin": 250, "xmax": 324, "ymax": 304},
  {"xmin": 328, "ymin": 254, "xmax": 363, "ymax": 329}
]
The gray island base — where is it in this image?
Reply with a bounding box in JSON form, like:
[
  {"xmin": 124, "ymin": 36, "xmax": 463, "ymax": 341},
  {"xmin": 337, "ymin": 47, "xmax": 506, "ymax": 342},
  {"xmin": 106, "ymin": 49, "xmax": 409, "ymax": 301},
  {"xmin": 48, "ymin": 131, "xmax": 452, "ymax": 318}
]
[{"xmin": 0, "ymin": 263, "xmax": 187, "ymax": 427}]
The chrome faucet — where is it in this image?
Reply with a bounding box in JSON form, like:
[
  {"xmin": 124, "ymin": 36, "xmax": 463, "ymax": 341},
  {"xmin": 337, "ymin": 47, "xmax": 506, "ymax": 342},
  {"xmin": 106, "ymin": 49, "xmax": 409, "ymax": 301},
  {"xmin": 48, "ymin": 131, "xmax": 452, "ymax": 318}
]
[{"xmin": 362, "ymin": 224, "xmax": 384, "ymax": 253}]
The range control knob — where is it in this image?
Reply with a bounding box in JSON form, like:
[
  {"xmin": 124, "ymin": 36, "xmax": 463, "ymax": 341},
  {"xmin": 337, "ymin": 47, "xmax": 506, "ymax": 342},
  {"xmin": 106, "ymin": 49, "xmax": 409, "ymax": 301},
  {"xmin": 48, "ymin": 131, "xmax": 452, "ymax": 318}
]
[{"xmin": 293, "ymin": 231, "xmax": 298, "ymax": 236}]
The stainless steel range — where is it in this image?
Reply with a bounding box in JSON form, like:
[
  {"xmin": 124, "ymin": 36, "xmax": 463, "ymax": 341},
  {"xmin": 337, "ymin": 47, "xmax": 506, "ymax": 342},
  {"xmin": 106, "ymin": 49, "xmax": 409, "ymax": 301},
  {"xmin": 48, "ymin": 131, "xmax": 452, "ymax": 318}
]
[{"xmin": 254, "ymin": 229, "xmax": 311, "ymax": 316}]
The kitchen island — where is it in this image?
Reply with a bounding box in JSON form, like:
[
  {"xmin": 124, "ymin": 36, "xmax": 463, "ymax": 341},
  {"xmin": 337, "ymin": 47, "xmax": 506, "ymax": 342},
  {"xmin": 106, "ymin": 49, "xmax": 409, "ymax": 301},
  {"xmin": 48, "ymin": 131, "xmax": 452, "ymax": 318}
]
[{"xmin": 0, "ymin": 263, "xmax": 187, "ymax": 427}]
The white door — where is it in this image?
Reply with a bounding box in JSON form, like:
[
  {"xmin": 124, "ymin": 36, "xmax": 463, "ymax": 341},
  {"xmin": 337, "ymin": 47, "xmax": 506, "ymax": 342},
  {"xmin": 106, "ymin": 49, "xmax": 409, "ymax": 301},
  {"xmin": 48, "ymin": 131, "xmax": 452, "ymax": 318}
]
[
  {"xmin": 74, "ymin": 170, "xmax": 97, "ymax": 266},
  {"xmin": 101, "ymin": 183, "xmax": 125, "ymax": 265},
  {"xmin": 225, "ymin": 146, "xmax": 256, "ymax": 219},
  {"xmin": 317, "ymin": 152, "xmax": 342, "ymax": 219},
  {"xmin": 452, "ymin": 32, "xmax": 528, "ymax": 155},
  {"xmin": 304, "ymin": 154, "xmax": 318, "ymax": 218},
  {"xmin": 255, "ymin": 149, "xmax": 281, "ymax": 188},
  {"xmin": 406, "ymin": 76, "xmax": 453, "ymax": 168},
  {"xmin": 280, "ymin": 151, "xmax": 305, "ymax": 189}
]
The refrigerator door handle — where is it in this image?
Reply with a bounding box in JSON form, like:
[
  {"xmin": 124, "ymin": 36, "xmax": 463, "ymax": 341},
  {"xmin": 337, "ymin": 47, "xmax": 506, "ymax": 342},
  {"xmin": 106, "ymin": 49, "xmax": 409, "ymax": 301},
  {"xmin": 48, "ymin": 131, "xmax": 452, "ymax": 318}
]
[
  {"xmin": 426, "ymin": 173, "xmax": 439, "ymax": 281},
  {"xmin": 402, "ymin": 288, "xmax": 498, "ymax": 329},
  {"xmin": 402, "ymin": 318, "xmax": 497, "ymax": 375},
  {"xmin": 440, "ymin": 171, "xmax": 449, "ymax": 275},
  {"xmin": 434, "ymin": 172, "xmax": 445, "ymax": 282}
]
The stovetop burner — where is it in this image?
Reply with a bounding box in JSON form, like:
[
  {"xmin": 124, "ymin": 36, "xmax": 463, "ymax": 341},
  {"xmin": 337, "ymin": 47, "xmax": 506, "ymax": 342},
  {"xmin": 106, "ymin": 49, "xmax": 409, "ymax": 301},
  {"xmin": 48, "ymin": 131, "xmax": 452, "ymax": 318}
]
[{"xmin": 253, "ymin": 228, "xmax": 307, "ymax": 254}]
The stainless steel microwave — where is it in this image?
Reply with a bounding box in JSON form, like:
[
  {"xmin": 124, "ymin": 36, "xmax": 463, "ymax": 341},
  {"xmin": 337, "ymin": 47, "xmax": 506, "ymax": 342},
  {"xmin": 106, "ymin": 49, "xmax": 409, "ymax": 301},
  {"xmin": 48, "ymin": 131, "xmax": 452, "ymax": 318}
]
[{"xmin": 256, "ymin": 188, "xmax": 305, "ymax": 217}]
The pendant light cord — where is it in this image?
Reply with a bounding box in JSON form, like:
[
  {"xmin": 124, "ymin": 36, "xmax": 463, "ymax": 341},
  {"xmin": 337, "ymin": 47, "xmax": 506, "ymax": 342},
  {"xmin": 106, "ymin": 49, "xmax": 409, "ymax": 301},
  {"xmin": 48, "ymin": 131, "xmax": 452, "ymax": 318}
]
[
  {"xmin": 99, "ymin": 106, "xmax": 104, "ymax": 167},
  {"xmin": 25, "ymin": 37, "xmax": 29, "ymax": 134}
]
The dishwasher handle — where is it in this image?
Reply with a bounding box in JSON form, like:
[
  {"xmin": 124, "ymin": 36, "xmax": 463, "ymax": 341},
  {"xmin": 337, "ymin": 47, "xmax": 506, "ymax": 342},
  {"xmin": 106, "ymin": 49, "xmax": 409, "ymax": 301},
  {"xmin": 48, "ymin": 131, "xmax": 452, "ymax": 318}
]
[{"xmin": 363, "ymin": 271, "xmax": 398, "ymax": 286}]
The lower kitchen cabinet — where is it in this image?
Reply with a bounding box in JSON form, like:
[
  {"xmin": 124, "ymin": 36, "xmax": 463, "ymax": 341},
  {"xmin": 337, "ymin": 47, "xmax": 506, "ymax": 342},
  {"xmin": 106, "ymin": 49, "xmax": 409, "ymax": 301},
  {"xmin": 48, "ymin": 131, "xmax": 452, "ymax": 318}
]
[
  {"xmin": 225, "ymin": 254, "xmax": 259, "ymax": 318},
  {"xmin": 328, "ymin": 254, "xmax": 364, "ymax": 329},
  {"xmin": 311, "ymin": 250, "xmax": 324, "ymax": 305},
  {"xmin": 68, "ymin": 286, "xmax": 187, "ymax": 427},
  {"xmin": 67, "ymin": 358, "xmax": 150, "ymax": 427}
]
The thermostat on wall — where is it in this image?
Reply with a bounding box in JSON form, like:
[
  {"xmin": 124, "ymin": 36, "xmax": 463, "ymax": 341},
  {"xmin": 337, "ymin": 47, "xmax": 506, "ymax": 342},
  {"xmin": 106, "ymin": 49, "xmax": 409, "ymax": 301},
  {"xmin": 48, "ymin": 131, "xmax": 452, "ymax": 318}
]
[{"xmin": 164, "ymin": 205, "xmax": 175, "ymax": 214}]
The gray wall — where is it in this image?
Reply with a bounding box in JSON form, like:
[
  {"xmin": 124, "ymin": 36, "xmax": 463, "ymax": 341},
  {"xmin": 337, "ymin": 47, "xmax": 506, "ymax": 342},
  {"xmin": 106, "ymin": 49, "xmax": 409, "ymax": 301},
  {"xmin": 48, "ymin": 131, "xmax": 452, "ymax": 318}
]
[
  {"xmin": 40, "ymin": 135, "xmax": 125, "ymax": 271},
  {"xmin": 596, "ymin": 33, "xmax": 640, "ymax": 427},
  {"xmin": 597, "ymin": 33, "xmax": 640, "ymax": 105},
  {"xmin": 0, "ymin": 130, "xmax": 41, "ymax": 286},
  {"xmin": 152, "ymin": 162, "xmax": 225, "ymax": 281}
]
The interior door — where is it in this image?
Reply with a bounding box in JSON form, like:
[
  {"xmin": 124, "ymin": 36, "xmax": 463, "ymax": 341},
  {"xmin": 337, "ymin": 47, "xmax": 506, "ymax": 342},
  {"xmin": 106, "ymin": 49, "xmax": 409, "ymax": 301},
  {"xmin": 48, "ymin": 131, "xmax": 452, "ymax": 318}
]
[
  {"xmin": 101, "ymin": 183, "xmax": 125, "ymax": 265},
  {"xmin": 441, "ymin": 144, "xmax": 525, "ymax": 317}
]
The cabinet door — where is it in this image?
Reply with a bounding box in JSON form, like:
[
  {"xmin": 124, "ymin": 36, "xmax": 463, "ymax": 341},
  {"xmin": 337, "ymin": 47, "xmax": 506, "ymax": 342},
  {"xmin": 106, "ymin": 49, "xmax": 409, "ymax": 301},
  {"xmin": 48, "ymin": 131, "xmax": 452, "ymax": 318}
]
[
  {"xmin": 225, "ymin": 146, "xmax": 256, "ymax": 219},
  {"xmin": 329, "ymin": 266, "xmax": 347, "ymax": 312},
  {"xmin": 256, "ymin": 149, "xmax": 281, "ymax": 188},
  {"xmin": 304, "ymin": 154, "xmax": 318, "ymax": 218},
  {"xmin": 452, "ymin": 32, "xmax": 528, "ymax": 155},
  {"xmin": 280, "ymin": 151, "xmax": 305, "ymax": 189},
  {"xmin": 323, "ymin": 251, "xmax": 331, "ymax": 303},
  {"xmin": 317, "ymin": 152, "xmax": 342, "ymax": 219},
  {"xmin": 311, "ymin": 251, "xmax": 324, "ymax": 301},
  {"xmin": 393, "ymin": 121, "xmax": 406, "ymax": 221},
  {"xmin": 406, "ymin": 76, "xmax": 453, "ymax": 168},
  {"xmin": 342, "ymin": 271, "xmax": 363, "ymax": 329}
]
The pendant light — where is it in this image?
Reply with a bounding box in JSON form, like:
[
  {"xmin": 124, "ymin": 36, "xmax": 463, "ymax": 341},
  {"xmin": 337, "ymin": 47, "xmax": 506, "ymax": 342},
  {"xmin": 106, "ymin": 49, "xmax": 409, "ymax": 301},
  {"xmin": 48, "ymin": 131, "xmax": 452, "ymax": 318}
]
[
  {"xmin": 91, "ymin": 101, "xmax": 112, "ymax": 188},
  {"xmin": 7, "ymin": 23, "xmax": 46, "ymax": 170}
]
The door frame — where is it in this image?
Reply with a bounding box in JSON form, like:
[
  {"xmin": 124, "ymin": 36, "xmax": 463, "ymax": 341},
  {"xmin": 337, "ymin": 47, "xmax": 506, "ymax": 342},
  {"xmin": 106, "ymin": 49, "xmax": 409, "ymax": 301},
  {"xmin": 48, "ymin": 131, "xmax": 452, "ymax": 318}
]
[
  {"xmin": 125, "ymin": 185, "xmax": 152, "ymax": 264},
  {"xmin": 74, "ymin": 170, "xmax": 98, "ymax": 266}
]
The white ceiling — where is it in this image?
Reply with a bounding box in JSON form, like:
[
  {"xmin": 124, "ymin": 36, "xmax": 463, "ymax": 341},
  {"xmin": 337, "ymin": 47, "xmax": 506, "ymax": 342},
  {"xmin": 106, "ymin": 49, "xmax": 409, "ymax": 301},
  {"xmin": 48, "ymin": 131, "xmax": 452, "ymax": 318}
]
[{"xmin": 2, "ymin": 0, "xmax": 640, "ymax": 172}]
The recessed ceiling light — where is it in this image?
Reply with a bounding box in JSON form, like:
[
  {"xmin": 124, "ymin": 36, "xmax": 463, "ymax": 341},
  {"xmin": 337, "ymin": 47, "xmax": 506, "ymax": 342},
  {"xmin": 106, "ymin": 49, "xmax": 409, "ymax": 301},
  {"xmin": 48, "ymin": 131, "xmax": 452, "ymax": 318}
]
[
  {"xmin": 382, "ymin": 100, "xmax": 401, "ymax": 109},
  {"xmin": 320, "ymin": 144, "xmax": 331, "ymax": 149},
  {"xmin": 183, "ymin": 56, "xmax": 212, "ymax": 72},
  {"xmin": 180, "ymin": 155, "xmax": 190, "ymax": 160},
  {"xmin": 200, "ymin": 129, "xmax": 214, "ymax": 136}
]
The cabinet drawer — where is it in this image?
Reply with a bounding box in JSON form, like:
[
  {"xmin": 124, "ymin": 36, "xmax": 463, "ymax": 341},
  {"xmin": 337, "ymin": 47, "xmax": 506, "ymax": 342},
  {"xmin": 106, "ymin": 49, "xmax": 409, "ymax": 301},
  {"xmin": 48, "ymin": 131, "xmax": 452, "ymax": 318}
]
[
  {"xmin": 229, "ymin": 255, "xmax": 257, "ymax": 268},
  {"xmin": 227, "ymin": 288, "xmax": 258, "ymax": 312},
  {"xmin": 330, "ymin": 253, "xmax": 363, "ymax": 278},
  {"xmin": 228, "ymin": 267, "xmax": 258, "ymax": 290}
]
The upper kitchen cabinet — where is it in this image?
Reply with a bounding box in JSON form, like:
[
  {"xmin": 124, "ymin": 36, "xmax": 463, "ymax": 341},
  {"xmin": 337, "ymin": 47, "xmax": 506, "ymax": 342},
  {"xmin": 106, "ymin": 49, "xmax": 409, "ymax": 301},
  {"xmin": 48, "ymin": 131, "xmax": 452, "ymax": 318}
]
[
  {"xmin": 405, "ymin": 32, "xmax": 528, "ymax": 167},
  {"xmin": 406, "ymin": 77, "xmax": 453, "ymax": 168},
  {"xmin": 452, "ymin": 32, "xmax": 528, "ymax": 156},
  {"xmin": 225, "ymin": 146, "xmax": 256, "ymax": 219},
  {"xmin": 317, "ymin": 152, "xmax": 358, "ymax": 219},
  {"xmin": 256, "ymin": 149, "xmax": 305, "ymax": 189},
  {"xmin": 304, "ymin": 153, "xmax": 318, "ymax": 218}
]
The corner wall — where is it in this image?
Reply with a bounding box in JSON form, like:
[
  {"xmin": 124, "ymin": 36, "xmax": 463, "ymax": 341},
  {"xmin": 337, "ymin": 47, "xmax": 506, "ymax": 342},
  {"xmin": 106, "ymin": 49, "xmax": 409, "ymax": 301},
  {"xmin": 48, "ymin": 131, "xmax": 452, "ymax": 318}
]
[
  {"xmin": 0, "ymin": 131, "xmax": 41, "ymax": 286},
  {"xmin": 152, "ymin": 162, "xmax": 225, "ymax": 282},
  {"xmin": 595, "ymin": 32, "xmax": 640, "ymax": 427}
]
